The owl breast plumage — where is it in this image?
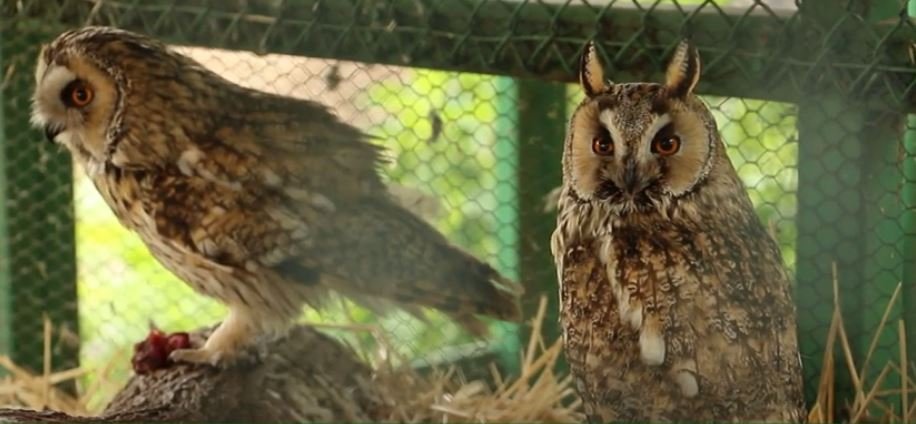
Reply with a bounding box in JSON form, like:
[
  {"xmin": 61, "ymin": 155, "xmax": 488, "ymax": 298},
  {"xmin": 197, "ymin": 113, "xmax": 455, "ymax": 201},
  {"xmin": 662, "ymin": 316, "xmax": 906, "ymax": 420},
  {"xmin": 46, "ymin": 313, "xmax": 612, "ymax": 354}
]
[
  {"xmin": 550, "ymin": 41, "xmax": 805, "ymax": 422},
  {"xmin": 31, "ymin": 26, "xmax": 522, "ymax": 366}
]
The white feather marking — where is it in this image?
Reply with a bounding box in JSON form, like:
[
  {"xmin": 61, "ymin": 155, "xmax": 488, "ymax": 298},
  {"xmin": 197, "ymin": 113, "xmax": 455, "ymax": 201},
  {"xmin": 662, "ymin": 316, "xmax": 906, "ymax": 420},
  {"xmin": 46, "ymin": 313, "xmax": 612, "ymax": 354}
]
[
  {"xmin": 195, "ymin": 237, "xmax": 219, "ymax": 258},
  {"xmin": 285, "ymin": 188, "xmax": 336, "ymax": 212},
  {"xmin": 199, "ymin": 168, "xmax": 242, "ymax": 191},
  {"xmin": 598, "ymin": 109, "xmax": 627, "ymax": 157},
  {"xmin": 265, "ymin": 206, "xmax": 302, "ymax": 230},
  {"xmin": 638, "ymin": 114, "xmax": 673, "ymax": 156},
  {"xmin": 177, "ymin": 148, "xmax": 204, "ymax": 176},
  {"xmin": 627, "ymin": 304, "xmax": 643, "ymax": 329},
  {"xmin": 259, "ymin": 248, "xmax": 288, "ymax": 267},
  {"xmin": 177, "ymin": 149, "xmax": 243, "ymax": 190},
  {"xmin": 290, "ymin": 227, "xmax": 309, "ymax": 241},
  {"xmin": 598, "ymin": 237, "xmax": 613, "ymax": 263},
  {"xmin": 309, "ymin": 193, "xmax": 336, "ymax": 212},
  {"xmin": 85, "ymin": 156, "xmax": 104, "ymax": 177},
  {"xmin": 31, "ymin": 66, "xmax": 76, "ymax": 128},
  {"xmin": 244, "ymin": 260, "xmax": 259, "ymax": 272},
  {"xmin": 639, "ymin": 316, "xmax": 665, "ymax": 366},
  {"xmin": 261, "ymin": 169, "xmax": 282, "ymax": 186},
  {"xmin": 285, "ymin": 188, "xmax": 311, "ymax": 200},
  {"xmin": 675, "ymin": 369, "xmax": 699, "ymax": 397}
]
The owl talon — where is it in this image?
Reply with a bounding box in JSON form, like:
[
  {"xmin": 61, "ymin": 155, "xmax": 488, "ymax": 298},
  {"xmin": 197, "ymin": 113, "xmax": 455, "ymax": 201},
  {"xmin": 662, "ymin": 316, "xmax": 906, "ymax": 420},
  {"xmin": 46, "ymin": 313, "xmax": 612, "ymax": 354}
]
[
  {"xmin": 169, "ymin": 346, "xmax": 234, "ymax": 367},
  {"xmin": 166, "ymin": 307, "xmax": 257, "ymax": 368}
]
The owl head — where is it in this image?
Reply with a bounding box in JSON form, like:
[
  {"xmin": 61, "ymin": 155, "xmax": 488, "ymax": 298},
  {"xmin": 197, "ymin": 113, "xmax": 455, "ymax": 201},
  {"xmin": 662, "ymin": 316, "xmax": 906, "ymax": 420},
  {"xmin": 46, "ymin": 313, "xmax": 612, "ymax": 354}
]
[
  {"xmin": 30, "ymin": 26, "xmax": 237, "ymax": 169},
  {"xmin": 563, "ymin": 41, "xmax": 725, "ymax": 215}
]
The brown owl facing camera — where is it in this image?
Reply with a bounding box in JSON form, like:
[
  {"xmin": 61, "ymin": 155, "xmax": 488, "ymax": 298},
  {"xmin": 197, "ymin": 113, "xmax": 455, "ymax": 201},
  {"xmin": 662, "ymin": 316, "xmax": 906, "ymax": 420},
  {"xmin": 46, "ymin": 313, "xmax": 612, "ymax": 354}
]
[{"xmin": 550, "ymin": 41, "xmax": 805, "ymax": 422}]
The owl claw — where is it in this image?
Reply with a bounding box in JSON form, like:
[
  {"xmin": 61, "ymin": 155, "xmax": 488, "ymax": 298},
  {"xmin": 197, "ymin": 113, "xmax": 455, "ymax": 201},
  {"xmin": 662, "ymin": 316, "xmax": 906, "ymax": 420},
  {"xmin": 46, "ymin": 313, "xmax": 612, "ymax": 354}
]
[
  {"xmin": 167, "ymin": 308, "xmax": 256, "ymax": 368},
  {"xmin": 168, "ymin": 346, "xmax": 234, "ymax": 368}
]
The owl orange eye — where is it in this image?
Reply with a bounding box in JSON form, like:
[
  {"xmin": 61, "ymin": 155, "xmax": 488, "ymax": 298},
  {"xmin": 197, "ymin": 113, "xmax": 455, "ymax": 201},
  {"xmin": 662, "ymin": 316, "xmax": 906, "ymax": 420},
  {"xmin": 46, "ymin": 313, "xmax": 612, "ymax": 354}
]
[
  {"xmin": 651, "ymin": 124, "xmax": 681, "ymax": 156},
  {"xmin": 591, "ymin": 129, "xmax": 613, "ymax": 156},
  {"xmin": 652, "ymin": 136, "xmax": 681, "ymax": 156},
  {"xmin": 61, "ymin": 80, "xmax": 93, "ymax": 108}
]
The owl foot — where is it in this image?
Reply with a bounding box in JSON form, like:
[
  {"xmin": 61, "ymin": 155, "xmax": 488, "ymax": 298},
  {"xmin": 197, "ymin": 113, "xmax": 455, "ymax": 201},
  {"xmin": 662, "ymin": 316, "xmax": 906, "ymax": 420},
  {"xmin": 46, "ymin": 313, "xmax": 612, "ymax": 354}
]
[
  {"xmin": 168, "ymin": 307, "xmax": 256, "ymax": 368},
  {"xmin": 168, "ymin": 345, "xmax": 236, "ymax": 367}
]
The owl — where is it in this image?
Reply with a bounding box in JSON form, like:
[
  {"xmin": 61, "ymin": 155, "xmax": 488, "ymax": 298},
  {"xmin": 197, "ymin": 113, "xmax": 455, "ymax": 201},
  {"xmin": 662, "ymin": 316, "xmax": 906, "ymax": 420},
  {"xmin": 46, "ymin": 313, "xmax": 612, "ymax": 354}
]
[
  {"xmin": 30, "ymin": 26, "xmax": 522, "ymax": 366},
  {"xmin": 550, "ymin": 41, "xmax": 805, "ymax": 422}
]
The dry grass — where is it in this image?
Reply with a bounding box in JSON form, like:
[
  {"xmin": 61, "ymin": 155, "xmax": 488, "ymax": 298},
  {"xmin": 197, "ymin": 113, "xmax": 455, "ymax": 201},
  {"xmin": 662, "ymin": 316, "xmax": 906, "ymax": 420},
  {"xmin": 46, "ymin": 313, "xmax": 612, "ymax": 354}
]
[
  {"xmin": 0, "ymin": 297, "xmax": 583, "ymax": 422},
  {"xmin": 0, "ymin": 316, "xmax": 93, "ymax": 416},
  {"xmin": 380, "ymin": 296, "xmax": 583, "ymax": 423},
  {"xmin": 807, "ymin": 263, "xmax": 910, "ymax": 424},
  {"xmin": 2, "ymin": 282, "xmax": 912, "ymax": 423}
]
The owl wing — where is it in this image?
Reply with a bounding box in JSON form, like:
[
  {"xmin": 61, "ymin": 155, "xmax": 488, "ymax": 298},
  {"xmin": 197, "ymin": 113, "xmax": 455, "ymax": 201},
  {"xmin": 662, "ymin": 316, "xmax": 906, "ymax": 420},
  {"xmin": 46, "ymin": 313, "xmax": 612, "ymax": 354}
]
[
  {"xmin": 680, "ymin": 209, "xmax": 806, "ymax": 420},
  {"xmin": 620, "ymin": 206, "xmax": 804, "ymax": 419},
  {"xmin": 302, "ymin": 197, "xmax": 523, "ymax": 330},
  {"xmin": 191, "ymin": 94, "xmax": 388, "ymax": 200},
  {"xmin": 152, "ymin": 101, "xmax": 521, "ymax": 330}
]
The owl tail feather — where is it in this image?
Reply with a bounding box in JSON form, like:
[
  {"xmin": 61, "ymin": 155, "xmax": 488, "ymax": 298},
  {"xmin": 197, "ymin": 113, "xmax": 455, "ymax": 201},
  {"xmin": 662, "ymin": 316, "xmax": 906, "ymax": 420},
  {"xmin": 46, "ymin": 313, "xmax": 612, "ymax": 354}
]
[{"xmin": 443, "ymin": 262, "xmax": 525, "ymax": 336}]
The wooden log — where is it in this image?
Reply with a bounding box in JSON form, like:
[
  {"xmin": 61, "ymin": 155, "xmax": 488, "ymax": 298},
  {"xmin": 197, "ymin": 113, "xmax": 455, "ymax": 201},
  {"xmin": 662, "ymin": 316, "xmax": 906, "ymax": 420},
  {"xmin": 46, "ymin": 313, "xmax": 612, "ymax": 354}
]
[{"xmin": 0, "ymin": 325, "xmax": 394, "ymax": 423}]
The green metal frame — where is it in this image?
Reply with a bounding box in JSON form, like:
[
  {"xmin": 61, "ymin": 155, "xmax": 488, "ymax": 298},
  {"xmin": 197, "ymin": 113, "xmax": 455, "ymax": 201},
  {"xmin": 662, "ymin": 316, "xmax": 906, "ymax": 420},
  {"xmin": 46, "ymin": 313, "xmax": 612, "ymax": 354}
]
[
  {"xmin": 3, "ymin": 0, "xmax": 916, "ymax": 411},
  {"xmin": 0, "ymin": 14, "xmax": 12, "ymax": 366},
  {"xmin": 516, "ymin": 79, "xmax": 566, "ymax": 357},
  {"xmin": 793, "ymin": 0, "xmax": 915, "ymax": 408},
  {"xmin": 16, "ymin": 0, "xmax": 916, "ymax": 110}
]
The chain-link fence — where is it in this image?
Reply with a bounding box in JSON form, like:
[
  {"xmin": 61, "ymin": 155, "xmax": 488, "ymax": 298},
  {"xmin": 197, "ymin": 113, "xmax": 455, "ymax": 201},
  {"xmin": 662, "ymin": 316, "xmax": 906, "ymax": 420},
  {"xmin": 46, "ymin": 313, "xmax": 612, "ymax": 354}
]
[{"xmin": 2, "ymin": 0, "xmax": 916, "ymax": 415}]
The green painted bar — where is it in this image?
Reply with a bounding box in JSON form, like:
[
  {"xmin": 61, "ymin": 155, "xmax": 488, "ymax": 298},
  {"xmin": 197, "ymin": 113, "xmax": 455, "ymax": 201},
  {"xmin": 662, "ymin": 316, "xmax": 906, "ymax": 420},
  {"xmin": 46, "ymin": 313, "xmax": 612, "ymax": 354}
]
[
  {"xmin": 491, "ymin": 75, "xmax": 521, "ymax": 374},
  {"xmin": 795, "ymin": 98, "xmax": 867, "ymax": 405},
  {"xmin": 0, "ymin": 11, "xmax": 13, "ymax": 369},
  {"xmin": 858, "ymin": 0, "xmax": 909, "ymax": 416},
  {"xmin": 794, "ymin": 0, "xmax": 910, "ymax": 411},
  {"xmin": 516, "ymin": 79, "xmax": 565, "ymax": 359},
  {"xmin": 903, "ymin": 2, "xmax": 916, "ymax": 416}
]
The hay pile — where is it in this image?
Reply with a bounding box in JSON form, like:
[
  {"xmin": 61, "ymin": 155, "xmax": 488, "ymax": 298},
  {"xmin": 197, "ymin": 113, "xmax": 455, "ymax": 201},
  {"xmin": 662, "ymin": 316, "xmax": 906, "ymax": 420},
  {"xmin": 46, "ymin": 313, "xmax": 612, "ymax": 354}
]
[
  {"xmin": 380, "ymin": 297, "xmax": 582, "ymax": 423},
  {"xmin": 0, "ymin": 297, "xmax": 583, "ymax": 422},
  {"xmin": 807, "ymin": 265, "xmax": 912, "ymax": 424},
  {"xmin": 0, "ymin": 317, "xmax": 98, "ymax": 417},
  {"xmin": 3, "ymin": 281, "xmax": 912, "ymax": 423}
]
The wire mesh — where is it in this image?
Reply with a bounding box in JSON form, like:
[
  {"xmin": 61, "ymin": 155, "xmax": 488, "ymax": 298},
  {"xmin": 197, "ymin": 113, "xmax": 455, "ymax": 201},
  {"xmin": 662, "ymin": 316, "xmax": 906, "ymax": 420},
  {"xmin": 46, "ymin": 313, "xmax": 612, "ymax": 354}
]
[{"xmin": 2, "ymin": 0, "xmax": 916, "ymax": 414}]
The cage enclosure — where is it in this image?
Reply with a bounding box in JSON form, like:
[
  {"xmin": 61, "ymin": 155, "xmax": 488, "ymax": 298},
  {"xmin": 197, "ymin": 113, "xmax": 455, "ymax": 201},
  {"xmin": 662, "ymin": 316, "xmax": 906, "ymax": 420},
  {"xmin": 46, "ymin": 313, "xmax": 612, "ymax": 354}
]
[{"xmin": 2, "ymin": 0, "xmax": 916, "ymax": 421}]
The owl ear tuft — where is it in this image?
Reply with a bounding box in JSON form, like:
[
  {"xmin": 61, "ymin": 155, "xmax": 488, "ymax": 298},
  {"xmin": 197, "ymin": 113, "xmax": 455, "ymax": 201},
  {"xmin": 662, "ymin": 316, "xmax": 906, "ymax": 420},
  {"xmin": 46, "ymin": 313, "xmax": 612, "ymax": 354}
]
[
  {"xmin": 664, "ymin": 40, "xmax": 701, "ymax": 98},
  {"xmin": 579, "ymin": 41, "xmax": 608, "ymax": 97}
]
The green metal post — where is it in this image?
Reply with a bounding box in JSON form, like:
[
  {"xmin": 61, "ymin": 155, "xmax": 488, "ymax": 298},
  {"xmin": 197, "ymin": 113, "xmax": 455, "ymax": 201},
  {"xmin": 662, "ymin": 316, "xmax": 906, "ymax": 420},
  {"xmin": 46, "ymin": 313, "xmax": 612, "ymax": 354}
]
[
  {"xmin": 903, "ymin": 1, "xmax": 916, "ymax": 413},
  {"xmin": 0, "ymin": 16, "xmax": 80, "ymax": 375},
  {"xmin": 795, "ymin": 99, "xmax": 868, "ymax": 404},
  {"xmin": 516, "ymin": 79, "xmax": 566, "ymax": 360},
  {"xmin": 492, "ymin": 75, "xmax": 521, "ymax": 374},
  {"xmin": 795, "ymin": 0, "xmax": 908, "ymax": 409},
  {"xmin": 0, "ymin": 9, "xmax": 12, "ymax": 364},
  {"xmin": 856, "ymin": 1, "xmax": 909, "ymax": 416}
]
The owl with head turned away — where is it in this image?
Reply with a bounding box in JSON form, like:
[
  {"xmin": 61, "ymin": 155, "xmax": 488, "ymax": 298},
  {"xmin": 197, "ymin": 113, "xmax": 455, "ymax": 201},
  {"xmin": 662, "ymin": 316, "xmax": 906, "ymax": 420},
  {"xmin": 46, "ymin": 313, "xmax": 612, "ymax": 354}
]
[
  {"xmin": 549, "ymin": 40, "xmax": 805, "ymax": 422},
  {"xmin": 30, "ymin": 26, "xmax": 523, "ymax": 367}
]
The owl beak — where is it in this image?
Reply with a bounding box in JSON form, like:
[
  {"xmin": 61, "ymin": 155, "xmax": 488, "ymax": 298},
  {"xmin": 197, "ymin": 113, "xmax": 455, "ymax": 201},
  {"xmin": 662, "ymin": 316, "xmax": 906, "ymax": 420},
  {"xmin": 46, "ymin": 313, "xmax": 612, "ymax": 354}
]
[
  {"xmin": 622, "ymin": 162, "xmax": 639, "ymax": 193},
  {"xmin": 43, "ymin": 124, "xmax": 62, "ymax": 143}
]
